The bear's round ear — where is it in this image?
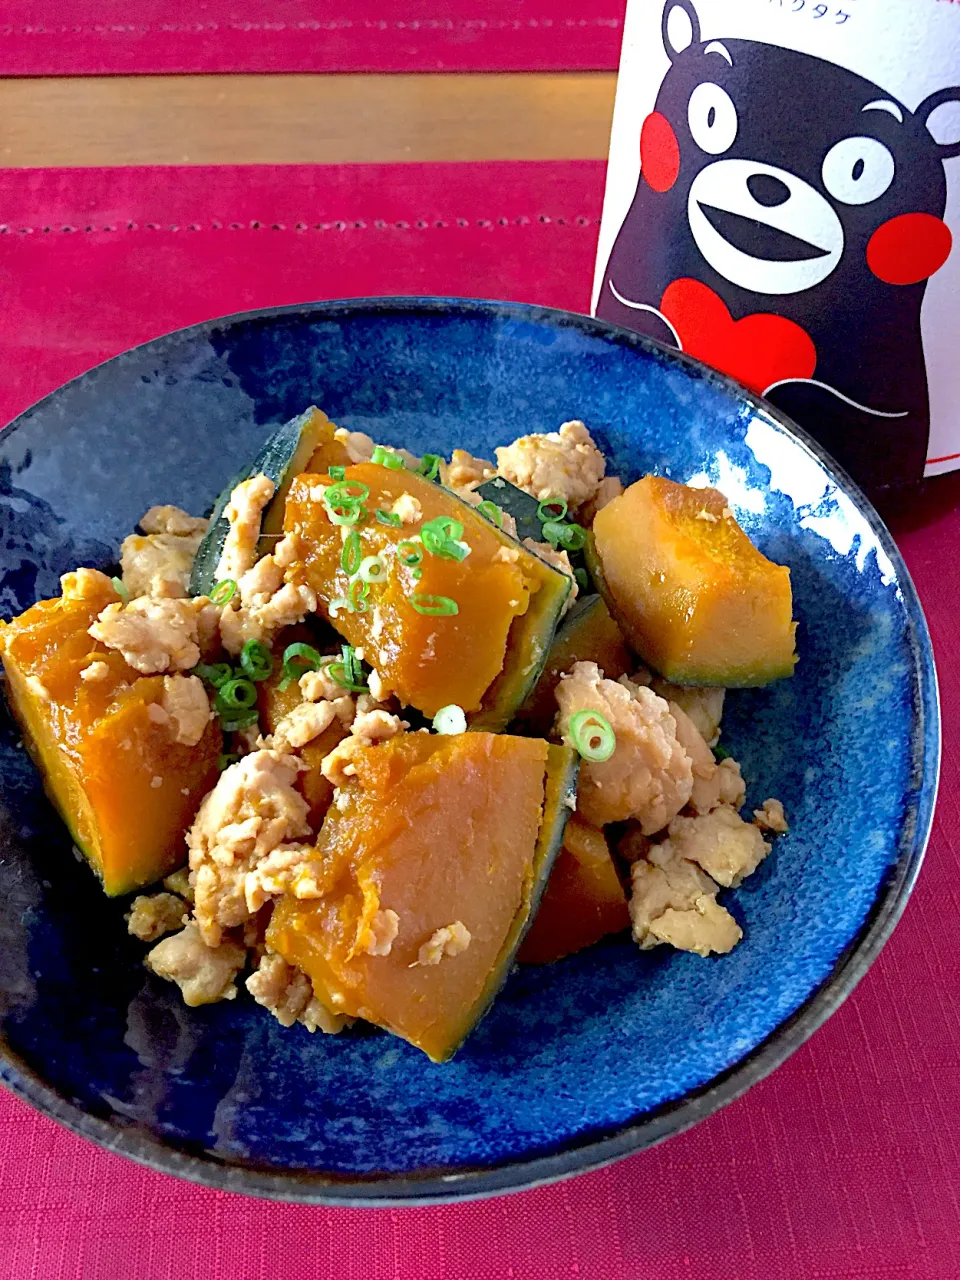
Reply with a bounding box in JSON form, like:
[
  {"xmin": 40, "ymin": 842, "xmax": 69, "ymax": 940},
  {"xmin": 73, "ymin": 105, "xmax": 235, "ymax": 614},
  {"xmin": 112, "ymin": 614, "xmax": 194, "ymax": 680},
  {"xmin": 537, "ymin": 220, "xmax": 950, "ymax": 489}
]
[
  {"xmin": 661, "ymin": 0, "xmax": 701, "ymax": 61},
  {"xmin": 917, "ymin": 86, "xmax": 960, "ymax": 160}
]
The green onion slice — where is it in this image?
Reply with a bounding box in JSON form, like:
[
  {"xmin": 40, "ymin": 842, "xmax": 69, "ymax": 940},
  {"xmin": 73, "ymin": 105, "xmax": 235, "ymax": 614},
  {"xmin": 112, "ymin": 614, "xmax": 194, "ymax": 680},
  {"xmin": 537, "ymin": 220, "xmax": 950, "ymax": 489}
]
[
  {"xmin": 110, "ymin": 576, "xmax": 130, "ymax": 604},
  {"xmin": 219, "ymin": 708, "xmax": 260, "ymax": 733},
  {"xmin": 217, "ymin": 752, "xmax": 241, "ymax": 771},
  {"xmin": 568, "ymin": 709, "xmax": 616, "ymax": 763},
  {"xmin": 326, "ymin": 644, "xmax": 368, "ymax": 693},
  {"xmin": 376, "ymin": 507, "xmax": 402, "ymax": 527},
  {"xmin": 412, "ymin": 567, "xmax": 423, "ymax": 580},
  {"xmin": 397, "ymin": 540, "xmax": 423, "ymax": 567},
  {"xmin": 433, "ymin": 704, "xmax": 467, "ymax": 735},
  {"xmin": 325, "ymin": 479, "xmax": 370, "ymax": 507},
  {"xmin": 417, "ymin": 453, "xmax": 442, "ymax": 481},
  {"xmin": 328, "ymin": 465, "xmax": 346, "ymax": 481},
  {"xmin": 476, "ymin": 500, "xmax": 502, "ymax": 527},
  {"xmin": 421, "ymin": 516, "xmax": 469, "ymax": 561},
  {"xmin": 239, "ymin": 639, "xmax": 273, "ymax": 682},
  {"xmin": 358, "ymin": 554, "xmax": 387, "ymax": 584},
  {"xmin": 328, "ymin": 504, "xmax": 366, "ymax": 527},
  {"xmin": 328, "ymin": 595, "xmax": 353, "ymax": 617},
  {"xmin": 561, "ymin": 523, "xmax": 587, "ymax": 551},
  {"xmin": 574, "ymin": 567, "xmax": 589, "ymax": 591},
  {"xmin": 537, "ymin": 496, "xmax": 569, "ymax": 522},
  {"xmin": 194, "ymin": 662, "xmax": 234, "ymax": 689},
  {"xmin": 542, "ymin": 520, "xmax": 587, "ymax": 553},
  {"xmin": 408, "ymin": 593, "xmax": 458, "ymax": 616},
  {"xmin": 371, "ymin": 444, "xmax": 405, "ymax": 470},
  {"xmin": 278, "ymin": 642, "xmax": 323, "ymax": 692},
  {"xmin": 713, "ymin": 744, "xmax": 731, "ymax": 762},
  {"xmin": 349, "ymin": 578, "xmax": 371, "ymax": 612},
  {"xmin": 215, "ymin": 677, "xmax": 258, "ymax": 713},
  {"xmin": 341, "ymin": 529, "xmax": 362, "ymax": 576},
  {"xmin": 210, "ymin": 578, "xmax": 238, "ymax": 606}
]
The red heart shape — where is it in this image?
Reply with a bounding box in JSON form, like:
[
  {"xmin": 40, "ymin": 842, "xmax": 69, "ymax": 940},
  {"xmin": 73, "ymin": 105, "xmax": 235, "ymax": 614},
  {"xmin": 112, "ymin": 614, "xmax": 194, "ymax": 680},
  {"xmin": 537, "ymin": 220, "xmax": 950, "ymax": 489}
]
[{"xmin": 660, "ymin": 278, "xmax": 816, "ymax": 395}]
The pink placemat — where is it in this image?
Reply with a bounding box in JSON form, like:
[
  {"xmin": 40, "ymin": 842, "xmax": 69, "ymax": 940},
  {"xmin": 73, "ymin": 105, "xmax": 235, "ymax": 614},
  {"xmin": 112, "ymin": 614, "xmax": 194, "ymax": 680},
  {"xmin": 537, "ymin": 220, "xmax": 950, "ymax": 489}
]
[
  {"xmin": 0, "ymin": 1, "xmax": 625, "ymax": 74},
  {"xmin": 0, "ymin": 161, "xmax": 957, "ymax": 1280}
]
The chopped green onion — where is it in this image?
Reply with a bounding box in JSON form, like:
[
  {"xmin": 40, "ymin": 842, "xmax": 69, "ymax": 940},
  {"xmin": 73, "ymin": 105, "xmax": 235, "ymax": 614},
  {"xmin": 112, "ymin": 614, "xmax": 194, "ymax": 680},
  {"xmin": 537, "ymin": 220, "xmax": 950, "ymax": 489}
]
[
  {"xmin": 217, "ymin": 752, "xmax": 241, "ymax": 771},
  {"xmin": 713, "ymin": 744, "xmax": 731, "ymax": 762},
  {"xmin": 433, "ymin": 704, "xmax": 467, "ymax": 735},
  {"xmin": 349, "ymin": 578, "xmax": 371, "ymax": 612},
  {"xmin": 412, "ymin": 567, "xmax": 423, "ymax": 580},
  {"xmin": 328, "ymin": 504, "xmax": 366, "ymax": 527},
  {"xmin": 110, "ymin": 576, "xmax": 129, "ymax": 604},
  {"xmin": 210, "ymin": 578, "xmax": 238, "ymax": 606},
  {"xmin": 569, "ymin": 709, "xmax": 616, "ymax": 763},
  {"xmin": 542, "ymin": 520, "xmax": 587, "ymax": 553},
  {"xmin": 344, "ymin": 644, "xmax": 362, "ymax": 684},
  {"xmin": 328, "ymin": 595, "xmax": 353, "ymax": 617},
  {"xmin": 215, "ymin": 677, "xmax": 258, "ymax": 713},
  {"xmin": 418, "ymin": 453, "xmax": 442, "ymax": 481},
  {"xmin": 574, "ymin": 567, "xmax": 589, "ymax": 591},
  {"xmin": 278, "ymin": 642, "xmax": 323, "ymax": 692},
  {"xmin": 408, "ymin": 593, "xmax": 458, "ymax": 616},
  {"xmin": 194, "ymin": 662, "xmax": 234, "ymax": 689},
  {"xmin": 324, "ymin": 479, "xmax": 370, "ymax": 527},
  {"xmin": 371, "ymin": 445, "xmax": 405, "ymax": 470},
  {"xmin": 422, "ymin": 515, "xmax": 462, "ymax": 542},
  {"xmin": 328, "ymin": 465, "xmax": 346, "ymax": 481},
  {"xmin": 376, "ymin": 507, "xmax": 402, "ymax": 527},
  {"xmin": 421, "ymin": 516, "xmax": 469, "ymax": 561},
  {"xmin": 239, "ymin": 640, "xmax": 273, "ymax": 683},
  {"xmin": 219, "ymin": 708, "xmax": 260, "ymax": 733},
  {"xmin": 358, "ymin": 554, "xmax": 387, "ymax": 584},
  {"xmin": 476, "ymin": 500, "xmax": 502, "ymax": 527},
  {"xmin": 325, "ymin": 479, "xmax": 370, "ymax": 507},
  {"xmin": 341, "ymin": 529, "xmax": 362, "ymax": 576},
  {"xmin": 326, "ymin": 644, "xmax": 368, "ymax": 693},
  {"xmin": 537, "ymin": 497, "xmax": 569, "ymax": 522},
  {"xmin": 397, "ymin": 540, "xmax": 423, "ymax": 567}
]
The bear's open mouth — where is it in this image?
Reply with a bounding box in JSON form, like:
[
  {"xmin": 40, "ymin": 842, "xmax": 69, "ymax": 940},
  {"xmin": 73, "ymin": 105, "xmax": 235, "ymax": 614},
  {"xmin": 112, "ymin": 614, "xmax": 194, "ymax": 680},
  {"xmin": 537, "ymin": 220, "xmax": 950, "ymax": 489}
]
[{"xmin": 697, "ymin": 203, "xmax": 830, "ymax": 263}]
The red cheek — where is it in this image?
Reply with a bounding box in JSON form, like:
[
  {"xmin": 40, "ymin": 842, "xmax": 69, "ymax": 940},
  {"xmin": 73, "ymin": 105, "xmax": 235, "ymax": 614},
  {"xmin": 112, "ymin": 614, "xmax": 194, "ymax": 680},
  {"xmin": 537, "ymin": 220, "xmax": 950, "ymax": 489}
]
[
  {"xmin": 867, "ymin": 212, "xmax": 952, "ymax": 285},
  {"xmin": 641, "ymin": 112, "xmax": 680, "ymax": 193}
]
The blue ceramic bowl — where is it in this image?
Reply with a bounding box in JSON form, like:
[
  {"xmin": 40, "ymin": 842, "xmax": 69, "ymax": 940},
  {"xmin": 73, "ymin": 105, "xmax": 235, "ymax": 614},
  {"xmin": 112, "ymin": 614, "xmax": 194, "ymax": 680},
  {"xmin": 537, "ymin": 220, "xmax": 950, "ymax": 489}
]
[{"xmin": 0, "ymin": 299, "xmax": 938, "ymax": 1204}]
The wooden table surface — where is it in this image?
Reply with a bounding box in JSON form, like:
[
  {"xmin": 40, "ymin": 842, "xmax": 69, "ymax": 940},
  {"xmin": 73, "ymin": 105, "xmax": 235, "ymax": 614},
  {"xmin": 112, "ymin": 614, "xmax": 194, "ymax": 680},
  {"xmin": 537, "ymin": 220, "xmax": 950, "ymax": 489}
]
[{"xmin": 0, "ymin": 73, "xmax": 616, "ymax": 166}]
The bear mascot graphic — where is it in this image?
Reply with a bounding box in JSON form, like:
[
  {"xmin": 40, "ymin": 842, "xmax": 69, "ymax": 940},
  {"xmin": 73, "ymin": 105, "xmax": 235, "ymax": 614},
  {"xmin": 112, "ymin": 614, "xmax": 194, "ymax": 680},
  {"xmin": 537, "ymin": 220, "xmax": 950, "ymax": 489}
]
[{"xmin": 596, "ymin": 0, "xmax": 960, "ymax": 492}]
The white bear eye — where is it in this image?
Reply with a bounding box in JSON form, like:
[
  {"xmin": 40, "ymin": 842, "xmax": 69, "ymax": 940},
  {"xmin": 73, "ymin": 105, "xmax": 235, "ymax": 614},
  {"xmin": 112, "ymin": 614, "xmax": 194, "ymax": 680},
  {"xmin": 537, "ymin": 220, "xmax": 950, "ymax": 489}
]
[
  {"xmin": 688, "ymin": 82, "xmax": 738, "ymax": 155},
  {"xmin": 821, "ymin": 136, "xmax": 895, "ymax": 205}
]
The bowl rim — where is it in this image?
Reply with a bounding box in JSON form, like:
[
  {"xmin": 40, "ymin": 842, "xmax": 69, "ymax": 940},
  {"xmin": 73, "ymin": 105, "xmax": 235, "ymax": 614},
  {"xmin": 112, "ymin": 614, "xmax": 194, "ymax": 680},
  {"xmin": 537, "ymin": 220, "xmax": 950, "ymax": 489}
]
[{"xmin": 0, "ymin": 295, "xmax": 941, "ymax": 1206}]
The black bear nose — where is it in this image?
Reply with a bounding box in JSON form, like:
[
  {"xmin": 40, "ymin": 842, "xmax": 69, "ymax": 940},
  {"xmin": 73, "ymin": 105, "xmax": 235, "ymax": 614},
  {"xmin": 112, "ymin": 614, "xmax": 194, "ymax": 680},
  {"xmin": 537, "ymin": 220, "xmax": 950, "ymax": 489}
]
[{"xmin": 747, "ymin": 173, "xmax": 791, "ymax": 207}]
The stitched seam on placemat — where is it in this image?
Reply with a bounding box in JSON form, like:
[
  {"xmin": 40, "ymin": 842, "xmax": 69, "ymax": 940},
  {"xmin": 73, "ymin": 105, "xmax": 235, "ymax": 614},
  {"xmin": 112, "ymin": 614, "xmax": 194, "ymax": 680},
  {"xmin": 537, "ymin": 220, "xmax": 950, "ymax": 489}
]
[
  {"xmin": 0, "ymin": 18, "xmax": 623, "ymax": 36},
  {"xmin": 0, "ymin": 215, "xmax": 600, "ymax": 234}
]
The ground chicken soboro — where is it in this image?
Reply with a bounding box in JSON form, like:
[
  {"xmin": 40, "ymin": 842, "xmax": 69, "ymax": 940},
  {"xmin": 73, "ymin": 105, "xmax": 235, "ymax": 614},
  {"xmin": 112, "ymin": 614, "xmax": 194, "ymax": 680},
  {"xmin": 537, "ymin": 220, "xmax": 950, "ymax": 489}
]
[{"xmin": 555, "ymin": 662, "xmax": 692, "ymax": 831}]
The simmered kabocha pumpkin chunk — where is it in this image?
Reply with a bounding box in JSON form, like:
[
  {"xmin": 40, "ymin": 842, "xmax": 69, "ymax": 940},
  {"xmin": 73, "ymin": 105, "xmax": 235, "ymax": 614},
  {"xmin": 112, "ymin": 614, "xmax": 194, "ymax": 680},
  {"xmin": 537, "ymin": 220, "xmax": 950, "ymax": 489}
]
[
  {"xmin": 283, "ymin": 464, "xmax": 570, "ymax": 722},
  {"xmin": 519, "ymin": 816, "xmax": 630, "ymax": 964},
  {"xmin": 588, "ymin": 476, "xmax": 797, "ymax": 687},
  {"xmin": 516, "ymin": 594, "xmax": 632, "ymax": 736},
  {"xmin": 267, "ymin": 732, "xmax": 577, "ymax": 1061},
  {"xmin": 0, "ymin": 575, "xmax": 221, "ymax": 895}
]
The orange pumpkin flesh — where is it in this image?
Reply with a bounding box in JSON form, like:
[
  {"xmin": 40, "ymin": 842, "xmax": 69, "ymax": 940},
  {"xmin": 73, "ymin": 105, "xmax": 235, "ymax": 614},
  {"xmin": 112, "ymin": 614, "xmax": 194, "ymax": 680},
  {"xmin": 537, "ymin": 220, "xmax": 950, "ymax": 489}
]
[
  {"xmin": 590, "ymin": 475, "xmax": 797, "ymax": 687},
  {"xmin": 267, "ymin": 731, "xmax": 555, "ymax": 1061},
  {"xmin": 284, "ymin": 465, "xmax": 563, "ymax": 718},
  {"xmin": 0, "ymin": 581, "xmax": 221, "ymax": 896},
  {"xmin": 519, "ymin": 815, "xmax": 630, "ymax": 964}
]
